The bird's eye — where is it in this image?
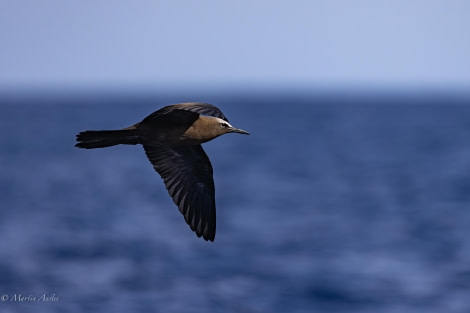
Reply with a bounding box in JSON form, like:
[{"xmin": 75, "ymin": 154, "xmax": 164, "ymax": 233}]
[{"xmin": 220, "ymin": 123, "xmax": 229, "ymax": 128}]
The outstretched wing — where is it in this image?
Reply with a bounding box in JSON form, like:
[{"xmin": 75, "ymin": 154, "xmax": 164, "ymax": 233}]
[
  {"xmin": 143, "ymin": 144, "xmax": 216, "ymax": 241},
  {"xmin": 153, "ymin": 102, "xmax": 229, "ymax": 122}
]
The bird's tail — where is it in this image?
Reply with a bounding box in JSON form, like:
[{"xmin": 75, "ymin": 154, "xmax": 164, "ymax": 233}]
[{"xmin": 75, "ymin": 129, "xmax": 140, "ymax": 149}]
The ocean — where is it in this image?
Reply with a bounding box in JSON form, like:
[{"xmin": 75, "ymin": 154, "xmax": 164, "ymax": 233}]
[{"xmin": 1, "ymin": 88, "xmax": 470, "ymax": 312}]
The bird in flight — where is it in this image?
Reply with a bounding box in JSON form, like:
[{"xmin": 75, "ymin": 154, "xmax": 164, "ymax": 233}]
[{"xmin": 75, "ymin": 102, "xmax": 249, "ymax": 241}]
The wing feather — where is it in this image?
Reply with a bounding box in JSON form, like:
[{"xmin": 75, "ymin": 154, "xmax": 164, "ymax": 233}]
[
  {"xmin": 143, "ymin": 144, "xmax": 216, "ymax": 241},
  {"xmin": 149, "ymin": 102, "xmax": 229, "ymax": 122}
]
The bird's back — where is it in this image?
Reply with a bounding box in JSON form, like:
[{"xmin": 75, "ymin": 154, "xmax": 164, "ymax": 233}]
[
  {"xmin": 154, "ymin": 102, "xmax": 229, "ymax": 122},
  {"xmin": 137, "ymin": 108, "xmax": 200, "ymax": 146}
]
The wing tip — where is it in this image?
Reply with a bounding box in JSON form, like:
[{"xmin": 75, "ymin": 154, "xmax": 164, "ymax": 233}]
[
  {"xmin": 188, "ymin": 212, "xmax": 216, "ymax": 242},
  {"xmin": 199, "ymin": 229, "xmax": 215, "ymax": 242}
]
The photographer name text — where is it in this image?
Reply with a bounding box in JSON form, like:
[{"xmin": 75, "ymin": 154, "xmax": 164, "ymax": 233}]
[{"xmin": 1, "ymin": 293, "xmax": 59, "ymax": 302}]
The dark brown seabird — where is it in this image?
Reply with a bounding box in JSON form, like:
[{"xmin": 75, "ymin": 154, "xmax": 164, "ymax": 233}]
[{"xmin": 75, "ymin": 102, "xmax": 249, "ymax": 241}]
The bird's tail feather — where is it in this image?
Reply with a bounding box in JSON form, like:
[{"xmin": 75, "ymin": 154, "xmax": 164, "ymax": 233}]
[{"xmin": 75, "ymin": 129, "xmax": 140, "ymax": 149}]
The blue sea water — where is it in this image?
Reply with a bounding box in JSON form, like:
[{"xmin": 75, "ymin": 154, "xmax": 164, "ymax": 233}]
[{"xmin": 0, "ymin": 89, "xmax": 470, "ymax": 312}]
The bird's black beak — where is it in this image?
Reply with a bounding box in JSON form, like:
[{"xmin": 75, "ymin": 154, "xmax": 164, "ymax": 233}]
[{"xmin": 229, "ymin": 127, "xmax": 250, "ymax": 135}]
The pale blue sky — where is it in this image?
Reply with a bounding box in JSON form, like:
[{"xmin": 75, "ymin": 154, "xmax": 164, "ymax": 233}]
[{"xmin": 1, "ymin": 1, "xmax": 469, "ymax": 90}]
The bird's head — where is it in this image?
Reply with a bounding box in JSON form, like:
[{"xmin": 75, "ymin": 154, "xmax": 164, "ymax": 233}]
[
  {"xmin": 183, "ymin": 116, "xmax": 249, "ymax": 143},
  {"xmin": 214, "ymin": 118, "xmax": 250, "ymax": 136}
]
